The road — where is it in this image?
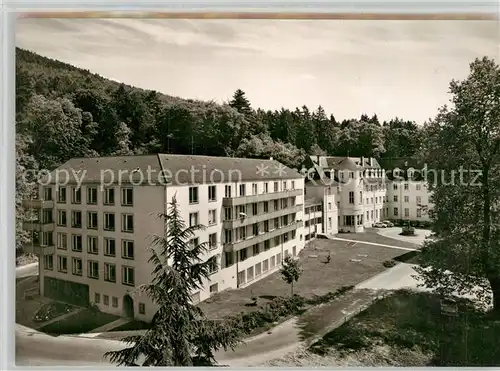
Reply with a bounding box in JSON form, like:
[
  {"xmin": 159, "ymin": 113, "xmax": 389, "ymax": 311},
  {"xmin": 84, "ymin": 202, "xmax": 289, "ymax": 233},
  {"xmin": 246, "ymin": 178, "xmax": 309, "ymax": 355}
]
[{"xmin": 15, "ymin": 235, "xmax": 426, "ymax": 366}]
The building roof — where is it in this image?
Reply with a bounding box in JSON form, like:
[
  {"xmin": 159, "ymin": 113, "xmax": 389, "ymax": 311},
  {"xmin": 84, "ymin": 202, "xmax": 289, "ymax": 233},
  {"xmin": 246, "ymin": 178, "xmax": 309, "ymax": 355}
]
[
  {"xmin": 378, "ymin": 157, "xmax": 427, "ymax": 181},
  {"xmin": 305, "ymin": 197, "xmax": 322, "ymax": 207},
  {"xmin": 310, "ymin": 155, "xmax": 381, "ymax": 170},
  {"xmin": 41, "ymin": 154, "xmax": 303, "ymax": 186}
]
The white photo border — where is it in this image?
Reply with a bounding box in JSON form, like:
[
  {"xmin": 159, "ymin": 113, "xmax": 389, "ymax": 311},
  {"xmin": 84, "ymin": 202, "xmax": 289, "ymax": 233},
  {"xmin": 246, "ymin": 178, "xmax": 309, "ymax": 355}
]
[{"xmin": 2, "ymin": 1, "xmax": 499, "ymax": 370}]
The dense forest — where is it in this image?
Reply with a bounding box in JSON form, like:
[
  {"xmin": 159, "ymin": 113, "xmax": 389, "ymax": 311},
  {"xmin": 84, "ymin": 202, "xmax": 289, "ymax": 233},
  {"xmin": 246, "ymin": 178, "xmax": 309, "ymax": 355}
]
[
  {"xmin": 15, "ymin": 47, "xmax": 423, "ymax": 249},
  {"xmin": 16, "ymin": 48, "xmax": 424, "ymax": 171}
]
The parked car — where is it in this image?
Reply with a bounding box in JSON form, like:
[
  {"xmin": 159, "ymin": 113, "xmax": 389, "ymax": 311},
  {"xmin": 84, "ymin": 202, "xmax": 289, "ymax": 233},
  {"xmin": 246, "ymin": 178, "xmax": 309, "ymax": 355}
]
[
  {"xmin": 372, "ymin": 222, "xmax": 387, "ymax": 228},
  {"xmin": 382, "ymin": 220, "xmax": 394, "ymax": 227}
]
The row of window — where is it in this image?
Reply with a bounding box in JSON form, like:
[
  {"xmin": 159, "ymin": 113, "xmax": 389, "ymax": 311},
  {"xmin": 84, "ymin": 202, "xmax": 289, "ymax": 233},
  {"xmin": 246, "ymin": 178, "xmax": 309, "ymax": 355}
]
[
  {"xmin": 93, "ymin": 292, "xmax": 146, "ymax": 315},
  {"xmin": 43, "ymin": 186, "xmax": 133, "ymax": 206},
  {"xmin": 52, "ymin": 210, "xmax": 134, "ymax": 232},
  {"xmin": 346, "ymin": 191, "xmax": 426, "ymax": 205},
  {"xmin": 237, "ymin": 247, "xmax": 296, "ymax": 285},
  {"xmin": 224, "ymin": 230, "xmax": 298, "ymax": 266},
  {"xmin": 188, "ymin": 180, "xmax": 297, "ymax": 204},
  {"xmin": 393, "ymin": 207, "xmax": 425, "ymax": 218},
  {"xmin": 393, "ymin": 183, "xmax": 425, "ymax": 191},
  {"xmin": 363, "ymin": 183, "xmax": 386, "ymax": 192},
  {"xmin": 43, "ymin": 255, "xmax": 135, "ymax": 285},
  {"xmin": 305, "ymin": 217, "xmax": 322, "ymax": 227},
  {"xmin": 222, "ymin": 215, "xmax": 297, "ymax": 243},
  {"xmin": 392, "ymin": 195, "xmax": 425, "ymax": 204},
  {"xmin": 224, "ymin": 197, "xmax": 297, "ymax": 221},
  {"xmin": 342, "ymin": 205, "xmax": 427, "ymax": 226},
  {"xmin": 54, "ymin": 233, "xmax": 135, "ymax": 258}
]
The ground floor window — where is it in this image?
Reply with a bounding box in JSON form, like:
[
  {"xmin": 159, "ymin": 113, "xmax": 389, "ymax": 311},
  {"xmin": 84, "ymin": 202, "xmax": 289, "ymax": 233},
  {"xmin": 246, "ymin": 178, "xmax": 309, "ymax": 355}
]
[
  {"xmin": 238, "ymin": 270, "xmax": 246, "ymax": 285},
  {"xmin": 255, "ymin": 262, "xmax": 262, "ymax": 277},
  {"xmin": 344, "ymin": 215, "xmax": 355, "ymax": 226},
  {"xmin": 263, "ymin": 259, "xmax": 269, "ymax": 272},
  {"xmin": 43, "ymin": 255, "xmax": 53, "ymax": 270},
  {"xmin": 247, "ymin": 266, "xmax": 254, "ymax": 282}
]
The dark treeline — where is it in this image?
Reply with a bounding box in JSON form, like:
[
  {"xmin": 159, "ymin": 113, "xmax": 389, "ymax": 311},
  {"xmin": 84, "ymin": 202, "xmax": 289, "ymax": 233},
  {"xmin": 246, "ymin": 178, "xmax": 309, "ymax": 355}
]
[{"xmin": 16, "ymin": 47, "xmax": 423, "ymax": 174}]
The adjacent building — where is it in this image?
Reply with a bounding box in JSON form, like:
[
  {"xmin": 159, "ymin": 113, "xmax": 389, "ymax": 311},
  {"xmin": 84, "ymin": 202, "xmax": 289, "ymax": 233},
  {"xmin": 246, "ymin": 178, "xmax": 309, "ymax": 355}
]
[
  {"xmin": 21, "ymin": 153, "xmax": 432, "ymax": 321},
  {"xmin": 304, "ymin": 155, "xmax": 432, "ymax": 236},
  {"xmin": 378, "ymin": 157, "xmax": 433, "ymax": 222},
  {"xmin": 23, "ymin": 154, "xmax": 305, "ymax": 322}
]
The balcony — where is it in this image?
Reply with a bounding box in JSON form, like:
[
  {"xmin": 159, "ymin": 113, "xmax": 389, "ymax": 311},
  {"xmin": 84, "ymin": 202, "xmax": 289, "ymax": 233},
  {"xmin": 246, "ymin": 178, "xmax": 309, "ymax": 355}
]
[
  {"xmin": 23, "ymin": 220, "xmax": 55, "ymax": 233},
  {"xmin": 22, "ymin": 199, "xmax": 54, "ymax": 209},
  {"xmin": 223, "ymin": 220, "xmax": 303, "ymax": 252},
  {"xmin": 222, "ymin": 205, "xmax": 303, "ymax": 229},
  {"xmin": 222, "ymin": 189, "xmax": 303, "ymax": 207},
  {"xmin": 23, "ymin": 243, "xmax": 55, "ymax": 256}
]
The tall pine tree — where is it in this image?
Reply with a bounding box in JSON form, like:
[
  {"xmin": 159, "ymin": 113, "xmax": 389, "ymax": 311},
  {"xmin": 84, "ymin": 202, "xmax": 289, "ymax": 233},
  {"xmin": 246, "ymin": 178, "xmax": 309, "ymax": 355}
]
[
  {"xmin": 229, "ymin": 89, "xmax": 253, "ymax": 116},
  {"xmin": 104, "ymin": 196, "xmax": 244, "ymax": 366}
]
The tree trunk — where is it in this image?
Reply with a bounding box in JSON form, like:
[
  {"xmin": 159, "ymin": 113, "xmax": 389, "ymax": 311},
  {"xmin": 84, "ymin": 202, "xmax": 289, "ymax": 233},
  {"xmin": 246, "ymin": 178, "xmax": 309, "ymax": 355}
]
[
  {"xmin": 291, "ymin": 282, "xmax": 294, "ymax": 296},
  {"xmin": 489, "ymin": 276, "xmax": 500, "ymax": 313}
]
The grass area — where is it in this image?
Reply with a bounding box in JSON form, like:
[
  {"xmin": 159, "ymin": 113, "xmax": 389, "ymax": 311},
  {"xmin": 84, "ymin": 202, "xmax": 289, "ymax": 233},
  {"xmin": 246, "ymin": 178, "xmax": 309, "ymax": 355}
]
[
  {"xmin": 199, "ymin": 239, "xmax": 402, "ymax": 321},
  {"xmin": 393, "ymin": 250, "xmax": 421, "ymax": 265},
  {"xmin": 33, "ymin": 302, "xmax": 74, "ymax": 323},
  {"xmin": 110, "ymin": 319, "xmax": 151, "ymax": 332},
  {"xmin": 39, "ymin": 308, "xmax": 120, "ymax": 335},
  {"xmin": 309, "ymin": 289, "xmax": 500, "ymax": 366}
]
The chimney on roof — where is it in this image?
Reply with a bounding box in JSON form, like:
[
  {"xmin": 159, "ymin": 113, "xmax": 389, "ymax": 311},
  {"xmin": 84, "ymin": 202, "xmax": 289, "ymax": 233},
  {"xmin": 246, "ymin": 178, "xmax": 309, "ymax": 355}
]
[{"xmin": 316, "ymin": 155, "xmax": 320, "ymax": 164}]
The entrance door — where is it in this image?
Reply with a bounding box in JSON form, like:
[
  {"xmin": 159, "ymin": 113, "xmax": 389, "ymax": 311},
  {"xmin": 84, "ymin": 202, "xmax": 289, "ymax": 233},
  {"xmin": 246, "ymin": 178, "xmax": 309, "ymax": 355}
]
[{"xmin": 123, "ymin": 294, "xmax": 134, "ymax": 318}]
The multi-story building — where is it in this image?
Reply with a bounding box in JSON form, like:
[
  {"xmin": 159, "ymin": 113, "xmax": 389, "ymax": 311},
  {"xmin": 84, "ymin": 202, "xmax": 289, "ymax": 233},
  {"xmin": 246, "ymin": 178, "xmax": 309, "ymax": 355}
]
[
  {"xmin": 304, "ymin": 199, "xmax": 322, "ymax": 240},
  {"xmin": 22, "ymin": 154, "xmax": 305, "ymax": 322},
  {"xmin": 306, "ymin": 156, "xmax": 385, "ymax": 233},
  {"xmin": 304, "ymin": 155, "xmax": 432, "ymax": 235},
  {"xmin": 378, "ymin": 157, "xmax": 433, "ymax": 222}
]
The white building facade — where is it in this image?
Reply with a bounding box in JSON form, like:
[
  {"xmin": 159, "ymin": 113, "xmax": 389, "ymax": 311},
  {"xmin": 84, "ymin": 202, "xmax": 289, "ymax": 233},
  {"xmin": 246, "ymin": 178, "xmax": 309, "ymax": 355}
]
[{"xmin": 23, "ymin": 154, "xmax": 306, "ymax": 322}]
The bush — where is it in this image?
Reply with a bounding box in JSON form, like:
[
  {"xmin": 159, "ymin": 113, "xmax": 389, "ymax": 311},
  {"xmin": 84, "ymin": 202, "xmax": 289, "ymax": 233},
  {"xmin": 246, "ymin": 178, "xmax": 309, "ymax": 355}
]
[
  {"xmin": 236, "ymin": 295, "xmax": 307, "ymax": 333},
  {"xmin": 33, "ymin": 302, "xmax": 74, "ymax": 323},
  {"xmin": 401, "ymin": 226, "xmax": 416, "ymax": 236}
]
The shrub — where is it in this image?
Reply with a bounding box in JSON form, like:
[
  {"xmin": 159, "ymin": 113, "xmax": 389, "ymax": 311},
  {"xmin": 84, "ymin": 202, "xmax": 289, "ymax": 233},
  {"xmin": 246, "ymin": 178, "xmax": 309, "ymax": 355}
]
[
  {"xmin": 383, "ymin": 260, "xmax": 397, "ymax": 268},
  {"xmin": 236, "ymin": 295, "xmax": 307, "ymax": 333},
  {"xmin": 33, "ymin": 302, "xmax": 73, "ymax": 322},
  {"xmin": 401, "ymin": 226, "xmax": 416, "ymax": 236}
]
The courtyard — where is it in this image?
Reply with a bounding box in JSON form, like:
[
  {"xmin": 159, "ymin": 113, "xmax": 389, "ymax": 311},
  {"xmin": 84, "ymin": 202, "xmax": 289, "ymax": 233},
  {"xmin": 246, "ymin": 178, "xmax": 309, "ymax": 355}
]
[{"xmin": 199, "ymin": 236, "xmax": 410, "ymax": 320}]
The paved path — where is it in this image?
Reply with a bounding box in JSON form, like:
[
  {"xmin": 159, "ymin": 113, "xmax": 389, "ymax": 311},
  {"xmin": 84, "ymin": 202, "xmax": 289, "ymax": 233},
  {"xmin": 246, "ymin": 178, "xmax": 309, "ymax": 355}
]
[
  {"xmin": 332, "ymin": 237, "xmax": 418, "ymax": 252},
  {"xmin": 376, "ymin": 227, "xmax": 432, "ymax": 246},
  {"xmin": 14, "ymin": 237, "xmax": 425, "ymax": 366},
  {"xmin": 15, "ymin": 263, "xmax": 414, "ymax": 366},
  {"xmin": 16, "ymin": 262, "xmax": 39, "ymax": 279},
  {"xmin": 89, "ymin": 317, "xmax": 131, "ymax": 334}
]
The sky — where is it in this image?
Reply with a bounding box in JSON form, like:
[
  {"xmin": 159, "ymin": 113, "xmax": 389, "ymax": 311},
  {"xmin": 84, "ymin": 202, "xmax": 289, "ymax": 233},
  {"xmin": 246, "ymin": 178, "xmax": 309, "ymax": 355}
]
[{"xmin": 16, "ymin": 17, "xmax": 498, "ymax": 123}]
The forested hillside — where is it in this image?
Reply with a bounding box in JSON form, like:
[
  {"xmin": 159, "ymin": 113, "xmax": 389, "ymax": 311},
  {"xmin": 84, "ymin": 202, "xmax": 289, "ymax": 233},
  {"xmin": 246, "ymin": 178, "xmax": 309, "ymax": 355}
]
[{"xmin": 15, "ymin": 47, "xmax": 423, "ymax": 249}]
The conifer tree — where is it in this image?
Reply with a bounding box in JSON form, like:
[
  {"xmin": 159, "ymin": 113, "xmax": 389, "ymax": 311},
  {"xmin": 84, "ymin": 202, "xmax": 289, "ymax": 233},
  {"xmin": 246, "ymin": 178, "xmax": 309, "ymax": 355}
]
[{"xmin": 104, "ymin": 196, "xmax": 243, "ymax": 366}]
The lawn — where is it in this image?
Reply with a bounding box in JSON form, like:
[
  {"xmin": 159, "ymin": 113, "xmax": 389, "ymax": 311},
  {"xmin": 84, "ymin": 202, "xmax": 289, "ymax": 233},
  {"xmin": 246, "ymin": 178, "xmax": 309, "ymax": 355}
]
[
  {"xmin": 393, "ymin": 250, "xmax": 421, "ymax": 265},
  {"xmin": 198, "ymin": 238, "xmax": 403, "ymax": 320},
  {"xmin": 110, "ymin": 319, "xmax": 151, "ymax": 332},
  {"xmin": 309, "ymin": 289, "xmax": 500, "ymax": 366},
  {"xmin": 39, "ymin": 308, "xmax": 120, "ymax": 335}
]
